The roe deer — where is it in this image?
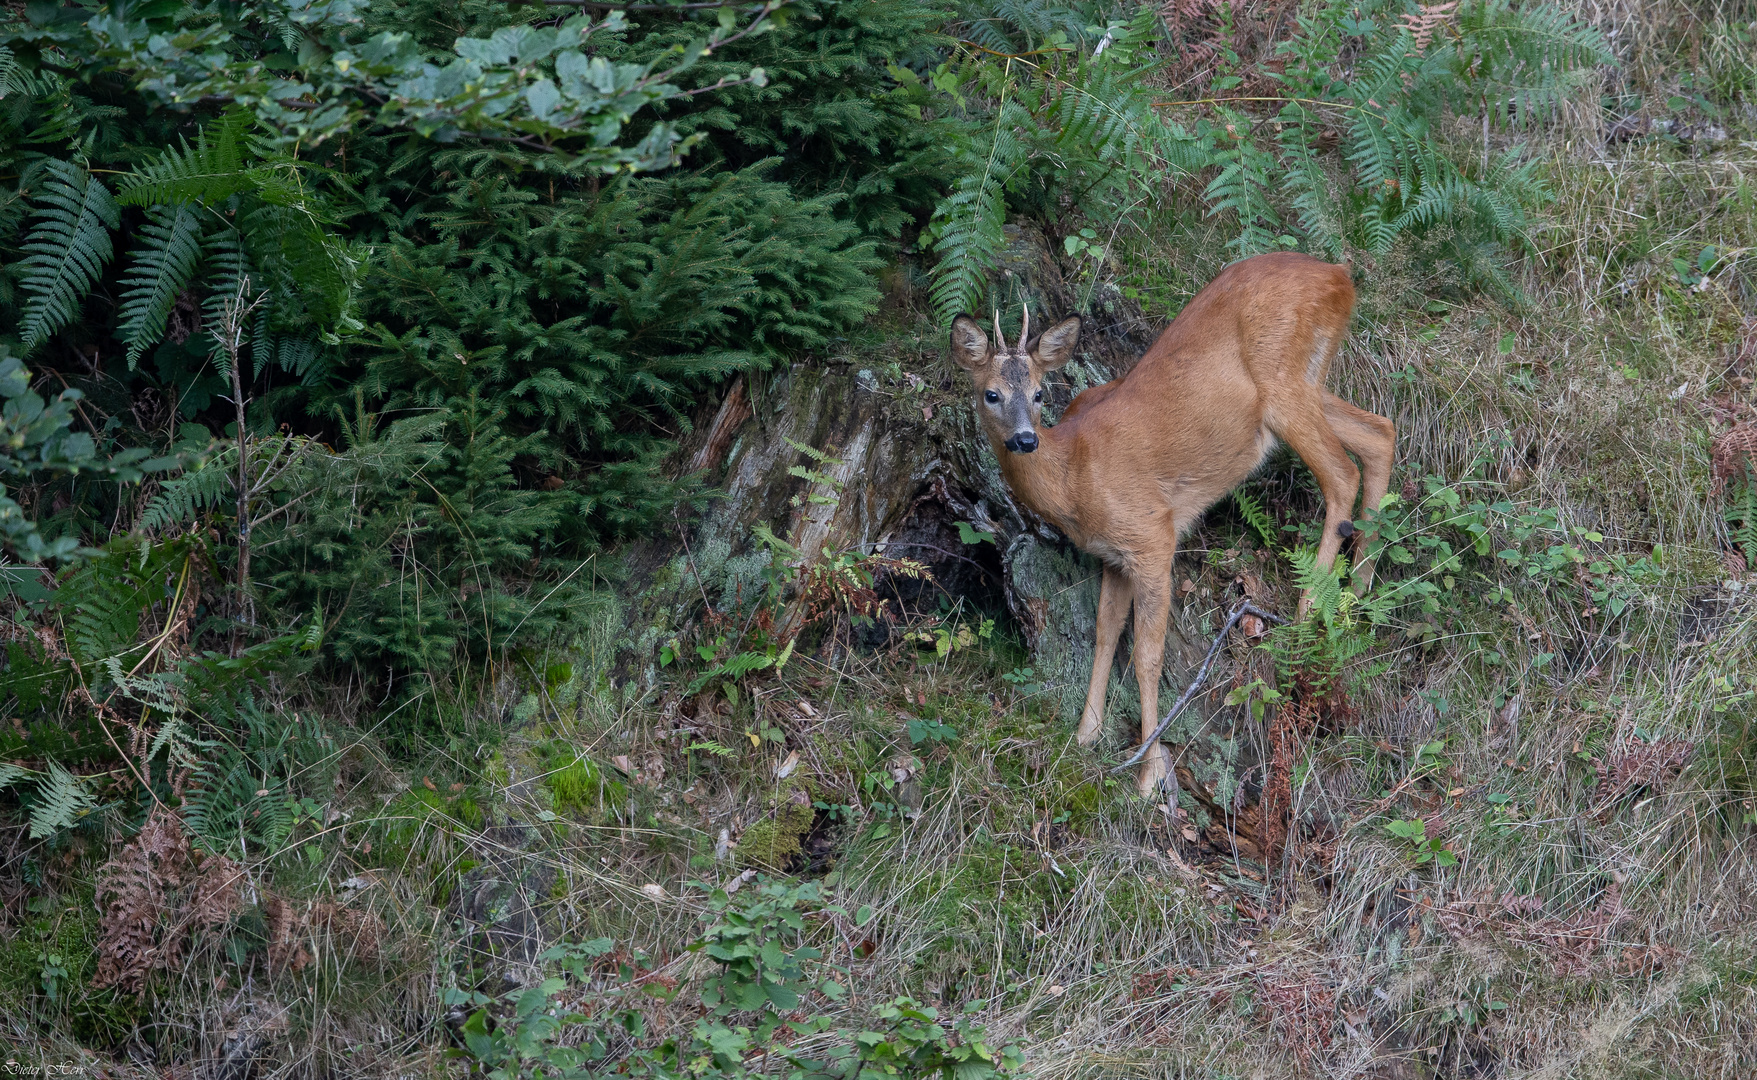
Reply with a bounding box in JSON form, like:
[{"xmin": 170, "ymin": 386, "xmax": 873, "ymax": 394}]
[{"xmin": 949, "ymin": 252, "xmax": 1395, "ymax": 796}]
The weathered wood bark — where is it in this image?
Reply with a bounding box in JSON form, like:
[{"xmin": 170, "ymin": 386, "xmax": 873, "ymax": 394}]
[{"xmin": 616, "ymin": 226, "xmax": 1262, "ymax": 776}]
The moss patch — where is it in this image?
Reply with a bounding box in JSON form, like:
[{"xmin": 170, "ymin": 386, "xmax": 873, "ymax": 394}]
[{"xmin": 735, "ymin": 781, "xmax": 817, "ymax": 870}]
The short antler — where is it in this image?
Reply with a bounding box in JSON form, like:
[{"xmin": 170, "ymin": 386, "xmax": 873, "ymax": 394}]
[
  {"xmin": 993, "ymin": 310, "xmax": 1008, "ymax": 354},
  {"xmin": 1020, "ymin": 303, "xmax": 1030, "ymax": 346}
]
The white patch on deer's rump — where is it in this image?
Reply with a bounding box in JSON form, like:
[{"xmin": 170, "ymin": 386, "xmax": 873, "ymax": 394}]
[{"xmin": 1306, "ymin": 331, "xmax": 1329, "ymax": 384}]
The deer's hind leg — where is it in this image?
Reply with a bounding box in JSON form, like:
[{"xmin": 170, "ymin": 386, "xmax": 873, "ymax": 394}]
[
  {"xmin": 1272, "ymin": 408, "xmax": 1361, "ymax": 571},
  {"xmin": 1077, "ymin": 564, "xmax": 1133, "ymax": 747},
  {"xmin": 1322, "ymin": 393, "xmax": 1396, "ymax": 591},
  {"xmin": 1268, "ymin": 398, "xmax": 1362, "ymax": 618}
]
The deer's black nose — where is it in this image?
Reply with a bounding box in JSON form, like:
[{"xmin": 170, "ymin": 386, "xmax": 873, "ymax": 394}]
[{"xmin": 1006, "ymin": 431, "xmax": 1038, "ymax": 453}]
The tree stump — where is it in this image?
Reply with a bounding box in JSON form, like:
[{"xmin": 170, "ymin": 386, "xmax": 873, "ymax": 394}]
[{"xmin": 615, "ymin": 225, "xmax": 1267, "ymax": 805}]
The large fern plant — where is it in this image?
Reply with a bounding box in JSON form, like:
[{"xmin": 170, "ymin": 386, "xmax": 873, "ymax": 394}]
[
  {"xmin": 925, "ymin": 0, "xmax": 1612, "ymax": 319},
  {"xmin": 0, "ymin": 532, "xmax": 322, "ymax": 844},
  {"xmin": 7, "ymin": 108, "xmax": 355, "ymax": 396},
  {"xmin": 924, "ymin": 5, "xmax": 1202, "ymax": 319}
]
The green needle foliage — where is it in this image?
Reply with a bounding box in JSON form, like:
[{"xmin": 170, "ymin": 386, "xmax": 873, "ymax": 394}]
[{"xmin": 349, "ymin": 155, "xmax": 880, "ymax": 542}]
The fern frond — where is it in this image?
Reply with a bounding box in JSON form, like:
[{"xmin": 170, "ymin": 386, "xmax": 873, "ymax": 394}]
[
  {"xmin": 200, "ymin": 224, "xmax": 252, "ymax": 347},
  {"xmin": 270, "ymin": 334, "xmax": 330, "ymax": 385},
  {"xmin": 116, "ymin": 202, "xmax": 204, "ymax": 369},
  {"xmin": 58, "ymin": 537, "xmax": 199, "ymax": 669},
  {"xmin": 1344, "ymin": 107, "xmax": 1403, "ymax": 192},
  {"xmin": 146, "ymin": 715, "xmax": 209, "ymax": 772},
  {"xmin": 1233, "ymin": 490, "xmax": 1280, "ymax": 549},
  {"xmin": 1203, "ymin": 117, "xmax": 1283, "ymax": 255},
  {"xmin": 927, "ymin": 104, "xmax": 1027, "ymax": 321},
  {"xmin": 1290, "ymin": 545, "xmax": 1345, "ymax": 621},
  {"xmin": 1728, "ymin": 469, "xmax": 1757, "ymax": 565},
  {"xmin": 1446, "ymin": 1, "xmax": 1614, "ymax": 129},
  {"xmin": 62, "ymin": 567, "xmax": 147, "ymax": 666},
  {"xmin": 1357, "ymin": 200, "xmax": 1398, "ymax": 254},
  {"xmin": 0, "ymin": 762, "xmax": 27, "ymax": 790},
  {"xmin": 179, "ymin": 768, "xmax": 225, "ymax": 850},
  {"xmin": 28, "ymin": 762, "xmax": 95, "ymax": 839},
  {"xmin": 0, "ymin": 44, "xmax": 19, "ymax": 99},
  {"xmin": 115, "ymin": 108, "xmax": 258, "ymax": 208},
  {"xmin": 1276, "ymin": 114, "xmax": 1346, "ymax": 260},
  {"xmin": 18, "ymin": 160, "xmax": 119, "ymax": 353},
  {"xmin": 254, "ymin": 783, "xmax": 293, "ymax": 850},
  {"xmin": 139, "ymin": 447, "xmax": 238, "ymax": 534}
]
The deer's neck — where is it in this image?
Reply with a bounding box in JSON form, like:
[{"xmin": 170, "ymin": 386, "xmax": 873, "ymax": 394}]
[{"xmin": 993, "ymin": 428, "xmax": 1078, "ymax": 534}]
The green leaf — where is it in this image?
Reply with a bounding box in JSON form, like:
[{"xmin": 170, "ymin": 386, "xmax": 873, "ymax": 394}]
[
  {"xmin": 1384, "ymin": 817, "xmax": 1425, "ymax": 842},
  {"xmin": 955, "ymin": 520, "xmax": 996, "ymax": 546},
  {"xmin": 764, "ymin": 981, "xmax": 800, "ymax": 1010}
]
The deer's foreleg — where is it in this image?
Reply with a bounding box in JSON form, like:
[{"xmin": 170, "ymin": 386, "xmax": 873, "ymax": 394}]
[
  {"xmin": 1077, "ymin": 563, "xmax": 1133, "ymax": 747},
  {"xmin": 1129, "ymin": 560, "xmax": 1176, "ymax": 798}
]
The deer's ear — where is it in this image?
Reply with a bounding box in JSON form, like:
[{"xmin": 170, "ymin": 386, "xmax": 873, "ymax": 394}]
[
  {"xmin": 949, "ymin": 314, "xmax": 990, "ymax": 371},
  {"xmin": 1031, "ymin": 316, "xmax": 1081, "ymax": 371}
]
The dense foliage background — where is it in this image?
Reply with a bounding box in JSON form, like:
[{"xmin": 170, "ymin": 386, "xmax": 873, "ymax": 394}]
[{"xmin": 2, "ymin": 0, "xmax": 1755, "ymax": 1075}]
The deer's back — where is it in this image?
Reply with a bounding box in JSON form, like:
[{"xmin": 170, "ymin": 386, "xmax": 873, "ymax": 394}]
[{"xmin": 1052, "ymin": 253, "xmax": 1354, "ymax": 536}]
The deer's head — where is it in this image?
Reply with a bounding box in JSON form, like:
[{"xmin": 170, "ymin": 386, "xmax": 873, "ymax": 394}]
[{"xmin": 949, "ymin": 309, "xmax": 1081, "ymax": 454}]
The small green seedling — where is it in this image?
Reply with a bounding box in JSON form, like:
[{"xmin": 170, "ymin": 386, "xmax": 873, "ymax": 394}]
[
  {"xmin": 1385, "ymin": 816, "xmax": 1458, "ymax": 867},
  {"xmin": 907, "ymin": 717, "xmax": 958, "ymax": 746},
  {"xmin": 1224, "ymin": 677, "xmax": 1283, "ymax": 723},
  {"xmin": 956, "ymin": 520, "xmax": 996, "ymax": 545}
]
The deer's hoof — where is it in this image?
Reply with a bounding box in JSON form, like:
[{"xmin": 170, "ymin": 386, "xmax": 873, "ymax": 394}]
[
  {"xmin": 1075, "ymin": 706, "xmax": 1105, "ymax": 746},
  {"xmin": 1136, "ymin": 743, "xmax": 1173, "ymax": 799}
]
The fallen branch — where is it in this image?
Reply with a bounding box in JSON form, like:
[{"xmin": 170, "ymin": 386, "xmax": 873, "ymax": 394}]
[{"xmin": 1110, "ymin": 600, "xmax": 1284, "ymax": 773}]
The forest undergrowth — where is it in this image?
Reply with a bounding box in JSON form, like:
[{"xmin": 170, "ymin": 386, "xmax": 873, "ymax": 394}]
[{"xmin": 2, "ymin": 0, "xmax": 1757, "ymax": 1077}]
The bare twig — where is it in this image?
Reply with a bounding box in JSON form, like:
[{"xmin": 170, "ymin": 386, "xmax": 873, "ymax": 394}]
[
  {"xmin": 1110, "ymin": 600, "xmax": 1284, "ymax": 773},
  {"xmin": 215, "ymin": 277, "xmax": 268, "ymax": 641}
]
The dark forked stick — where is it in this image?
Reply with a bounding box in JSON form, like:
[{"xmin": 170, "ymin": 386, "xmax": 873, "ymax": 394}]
[{"xmin": 1109, "ymin": 600, "xmax": 1285, "ymax": 774}]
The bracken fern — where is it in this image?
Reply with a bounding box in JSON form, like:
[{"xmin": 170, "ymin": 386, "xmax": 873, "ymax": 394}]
[
  {"xmin": 138, "ymin": 446, "xmax": 237, "ymax": 534},
  {"xmin": 1728, "ymin": 467, "xmax": 1757, "ymax": 568},
  {"xmin": 116, "ymin": 202, "xmax": 204, "ymax": 369},
  {"xmin": 28, "ymin": 762, "xmax": 96, "ymax": 840},
  {"xmin": 17, "ymin": 160, "xmax": 118, "ymax": 353},
  {"xmin": 927, "ymin": 0, "xmax": 1611, "ymax": 315}
]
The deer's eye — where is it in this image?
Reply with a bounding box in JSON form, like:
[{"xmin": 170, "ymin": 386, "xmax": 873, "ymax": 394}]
[
  {"xmin": 984, "ymin": 390, "xmax": 1001, "ymax": 405},
  {"xmin": 1033, "ymin": 389, "xmax": 1043, "ymax": 403}
]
